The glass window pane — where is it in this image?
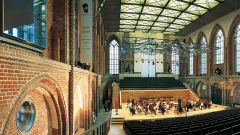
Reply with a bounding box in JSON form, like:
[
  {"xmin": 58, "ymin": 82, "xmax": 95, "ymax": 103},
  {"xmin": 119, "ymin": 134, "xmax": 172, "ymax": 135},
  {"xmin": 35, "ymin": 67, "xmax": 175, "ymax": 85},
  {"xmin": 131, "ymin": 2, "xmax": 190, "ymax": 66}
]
[
  {"xmin": 109, "ymin": 40, "xmax": 119, "ymax": 74},
  {"xmin": 214, "ymin": 29, "xmax": 224, "ymax": 64}
]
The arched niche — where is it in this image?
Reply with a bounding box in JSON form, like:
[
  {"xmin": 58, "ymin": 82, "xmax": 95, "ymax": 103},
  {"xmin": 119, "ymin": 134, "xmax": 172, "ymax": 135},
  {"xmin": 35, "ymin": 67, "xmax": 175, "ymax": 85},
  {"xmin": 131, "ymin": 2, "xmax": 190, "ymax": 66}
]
[
  {"xmin": 74, "ymin": 78, "xmax": 85, "ymax": 132},
  {"xmin": 211, "ymin": 83, "xmax": 222, "ymax": 105}
]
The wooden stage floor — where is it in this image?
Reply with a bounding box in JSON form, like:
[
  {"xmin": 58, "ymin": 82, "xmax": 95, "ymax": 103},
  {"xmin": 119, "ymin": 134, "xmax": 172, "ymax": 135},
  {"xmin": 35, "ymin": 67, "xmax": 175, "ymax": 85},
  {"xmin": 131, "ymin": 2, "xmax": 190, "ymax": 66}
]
[{"xmin": 111, "ymin": 104, "xmax": 229, "ymax": 121}]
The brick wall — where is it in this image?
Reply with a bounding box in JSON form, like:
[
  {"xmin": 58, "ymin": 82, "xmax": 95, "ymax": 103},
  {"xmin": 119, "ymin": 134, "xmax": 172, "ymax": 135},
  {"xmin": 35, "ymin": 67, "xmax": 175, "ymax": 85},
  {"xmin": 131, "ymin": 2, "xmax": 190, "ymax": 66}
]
[
  {"xmin": 72, "ymin": 68, "xmax": 97, "ymax": 134},
  {"xmin": 4, "ymin": 90, "xmax": 52, "ymax": 135},
  {"xmin": 0, "ymin": 42, "xmax": 71, "ymax": 135}
]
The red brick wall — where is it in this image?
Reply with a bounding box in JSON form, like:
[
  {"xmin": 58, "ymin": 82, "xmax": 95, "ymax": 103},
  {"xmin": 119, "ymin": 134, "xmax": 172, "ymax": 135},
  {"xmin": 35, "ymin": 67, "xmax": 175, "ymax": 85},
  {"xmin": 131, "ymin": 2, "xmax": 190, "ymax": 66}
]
[
  {"xmin": 4, "ymin": 90, "xmax": 52, "ymax": 135},
  {"xmin": 0, "ymin": 43, "xmax": 71, "ymax": 134},
  {"xmin": 72, "ymin": 68, "xmax": 97, "ymax": 133}
]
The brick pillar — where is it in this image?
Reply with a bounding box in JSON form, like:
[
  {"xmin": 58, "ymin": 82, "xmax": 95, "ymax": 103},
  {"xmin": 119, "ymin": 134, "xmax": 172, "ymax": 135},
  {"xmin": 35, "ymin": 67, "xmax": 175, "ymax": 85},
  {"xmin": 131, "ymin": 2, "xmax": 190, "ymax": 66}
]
[
  {"xmin": 69, "ymin": 0, "xmax": 76, "ymax": 134},
  {"xmin": 0, "ymin": 0, "xmax": 3, "ymax": 32}
]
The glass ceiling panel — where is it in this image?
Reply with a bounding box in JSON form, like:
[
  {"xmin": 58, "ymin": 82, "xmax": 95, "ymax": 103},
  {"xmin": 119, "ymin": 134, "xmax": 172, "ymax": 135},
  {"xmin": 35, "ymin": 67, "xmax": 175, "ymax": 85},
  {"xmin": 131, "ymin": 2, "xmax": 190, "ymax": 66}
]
[
  {"xmin": 120, "ymin": 25, "xmax": 136, "ymax": 29},
  {"xmin": 146, "ymin": 0, "xmax": 169, "ymax": 7},
  {"xmin": 122, "ymin": 0, "xmax": 145, "ymax": 4},
  {"xmin": 151, "ymin": 27, "xmax": 165, "ymax": 31},
  {"xmin": 142, "ymin": 6, "xmax": 162, "ymax": 15},
  {"xmin": 136, "ymin": 25, "xmax": 151, "ymax": 30},
  {"xmin": 165, "ymin": 28, "xmax": 180, "ymax": 32},
  {"xmin": 121, "ymin": 5, "xmax": 142, "ymax": 13},
  {"xmin": 194, "ymin": 0, "xmax": 219, "ymax": 9},
  {"xmin": 173, "ymin": 19, "xmax": 191, "ymax": 25},
  {"xmin": 168, "ymin": 24, "xmax": 185, "ymax": 29},
  {"xmin": 154, "ymin": 22, "xmax": 169, "ymax": 27},
  {"xmin": 167, "ymin": 0, "xmax": 188, "ymax": 11},
  {"xmin": 120, "ymin": 13, "xmax": 140, "ymax": 20},
  {"xmin": 157, "ymin": 16, "xmax": 175, "ymax": 23},
  {"xmin": 138, "ymin": 21, "xmax": 154, "ymax": 26},
  {"xmin": 187, "ymin": 5, "xmax": 208, "ymax": 15},
  {"xmin": 182, "ymin": 0, "xmax": 194, "ymax": 2},
  {"xmin": 120, "ymin": 20, "xmax": 138, "ymax": 25},
  {"xmin": 140, "ymin": 14, "xmax": 158, "ymax": 21},
  {"xmin": 161, "ymin": 9, "xmax": 181, "ymax": 17},
  {"xmin": 178, "ymin": 13, "xmax": 198, "ymax": 21},
  {"xmin": 119, "ymin": 0, "xmax": 221, "ymax": 34}
]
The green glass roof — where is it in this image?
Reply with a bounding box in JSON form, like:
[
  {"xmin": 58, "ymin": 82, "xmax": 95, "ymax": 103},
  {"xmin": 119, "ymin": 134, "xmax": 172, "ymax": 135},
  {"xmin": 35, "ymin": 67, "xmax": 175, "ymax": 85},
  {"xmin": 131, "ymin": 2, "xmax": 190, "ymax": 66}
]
[{"xmin": 120, "ymin": 0, "xmax": 222, "ymax": 34}]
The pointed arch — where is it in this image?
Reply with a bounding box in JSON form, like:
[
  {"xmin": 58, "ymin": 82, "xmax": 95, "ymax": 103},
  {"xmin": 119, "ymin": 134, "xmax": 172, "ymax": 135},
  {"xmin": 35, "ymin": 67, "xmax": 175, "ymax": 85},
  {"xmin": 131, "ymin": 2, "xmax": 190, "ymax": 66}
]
[
  {"xmin": 197, "ymin": 32, "xmax": 208, "ymax": 75},
  {"xmin": 211, "ymin": 82, "xmax": 222, "ymax": 105},
  {"xmin": 208, "ymin": 24, "xmax": 226, "ymax": 74},
  {"xmin": 210, "ymin": 24, "xmax": 226, "ymax": 65},
  {"xmin": 2, "ymin": 73, "xmax": 68, "ymax": 135},
  {"xmin": 228, "ymin": 15, "xmax": 240, "ymax": 74},
  {"xmin": 187, "ymin": 38, "xmax": 194, "ymax": 75}
]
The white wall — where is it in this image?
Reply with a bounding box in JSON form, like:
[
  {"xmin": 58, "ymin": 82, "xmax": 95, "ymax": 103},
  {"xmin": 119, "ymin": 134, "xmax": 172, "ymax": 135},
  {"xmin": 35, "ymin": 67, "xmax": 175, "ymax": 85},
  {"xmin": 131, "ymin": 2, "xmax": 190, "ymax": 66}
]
[{"xmin": 134, "ymin": 53, "xmax": 164, "ymax": 73}]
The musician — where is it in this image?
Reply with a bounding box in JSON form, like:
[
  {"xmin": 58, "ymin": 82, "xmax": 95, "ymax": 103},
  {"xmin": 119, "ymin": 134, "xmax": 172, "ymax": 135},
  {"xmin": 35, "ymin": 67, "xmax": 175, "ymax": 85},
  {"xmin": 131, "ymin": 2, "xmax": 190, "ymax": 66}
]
[
  {"xmin": 148, "ymin": 103, "xmax": 156, "ymax": 115},
  {"xmin": 186, "ymin": 100, "xmax": 192, "ymax": 112},
  {"xmin": 160, "ymin": 102, "xmax": 166, "ymax": 115},
  {"xmin": 178, "ymin": 97, "xmax": 182, "ymax": 108},
  {"xmin": 177, "ymin": 97, "xmax": 183, "ymax": 113}
]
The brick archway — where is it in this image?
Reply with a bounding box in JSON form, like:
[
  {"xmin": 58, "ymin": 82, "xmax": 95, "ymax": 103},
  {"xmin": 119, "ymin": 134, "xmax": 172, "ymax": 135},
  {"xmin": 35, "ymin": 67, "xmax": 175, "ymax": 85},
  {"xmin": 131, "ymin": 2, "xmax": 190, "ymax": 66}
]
[
  {"xmin": 2, "ymin": 73, "xmax": 68, "ymax": 135},
  {"xmin": 231, "ymin": 82, "xmax": 240, "ymax": 103}
]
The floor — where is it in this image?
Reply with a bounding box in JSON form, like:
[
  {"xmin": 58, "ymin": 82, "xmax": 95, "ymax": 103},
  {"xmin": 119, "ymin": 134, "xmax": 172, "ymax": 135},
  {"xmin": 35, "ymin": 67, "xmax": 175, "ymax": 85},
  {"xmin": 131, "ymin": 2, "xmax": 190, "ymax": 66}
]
[
  {"xmin": 112, "ymin": 104, "xmax": 228, "ymax": 121},
  {"xmin": 108, "ymin": 124, "xmax": 126, "ymax": 135},
  {"xmin": 108, "ymin": 104, "xmax": 228, "ymax": 135}
]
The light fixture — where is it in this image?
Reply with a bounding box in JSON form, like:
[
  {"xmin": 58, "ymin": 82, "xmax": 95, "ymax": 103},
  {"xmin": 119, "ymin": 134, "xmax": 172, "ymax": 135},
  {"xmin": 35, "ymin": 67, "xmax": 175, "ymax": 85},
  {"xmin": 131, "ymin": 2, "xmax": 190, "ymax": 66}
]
[{"xmin": 121, "ymin": 37, "xmax": 213, "ymax": 58}]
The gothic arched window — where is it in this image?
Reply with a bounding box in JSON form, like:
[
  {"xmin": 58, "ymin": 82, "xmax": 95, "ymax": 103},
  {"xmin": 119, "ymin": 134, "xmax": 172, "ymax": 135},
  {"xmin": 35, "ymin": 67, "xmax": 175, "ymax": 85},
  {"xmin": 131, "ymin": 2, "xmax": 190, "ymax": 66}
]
[
  {"xmin": 189, "ymin": 42, "xmax": 194, "ymax": 75},
  {"xmin": 234, "ymin": 23, "xmax": 240, "ymax": 72},
  {"xmin": 109, "ymin": 40, "xmax": 119, "ymax": 74},
  {"xmin": 214, "ymin": 29, "xmax": 224, "ymax": 64},
  {"xmin": 200, "ymin": 36, "xmax": 207, "ymax": 74}
]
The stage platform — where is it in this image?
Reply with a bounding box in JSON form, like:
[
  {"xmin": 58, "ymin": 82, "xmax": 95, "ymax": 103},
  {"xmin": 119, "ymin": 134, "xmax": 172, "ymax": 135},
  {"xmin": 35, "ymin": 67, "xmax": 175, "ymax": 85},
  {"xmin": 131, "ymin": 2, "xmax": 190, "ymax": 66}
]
[{"xmin": 111, "ymin": 104, "xmax": 229, "ymax": 122}]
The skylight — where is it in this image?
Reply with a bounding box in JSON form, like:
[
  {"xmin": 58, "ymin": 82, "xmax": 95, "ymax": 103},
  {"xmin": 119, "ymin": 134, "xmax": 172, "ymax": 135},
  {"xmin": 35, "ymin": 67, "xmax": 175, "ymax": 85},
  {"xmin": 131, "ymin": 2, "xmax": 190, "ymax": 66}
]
[{"xmin": 120, "ymin": 0, "xmax": 222, "ymax": 34}]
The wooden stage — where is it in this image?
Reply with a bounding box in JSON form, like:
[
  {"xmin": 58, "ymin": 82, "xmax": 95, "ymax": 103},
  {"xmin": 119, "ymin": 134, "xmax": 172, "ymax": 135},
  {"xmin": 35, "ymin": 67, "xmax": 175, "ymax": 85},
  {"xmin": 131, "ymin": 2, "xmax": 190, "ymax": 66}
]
[{"xmin": 111, "ymin": 104, "xmax": 229, "ymax": 122}]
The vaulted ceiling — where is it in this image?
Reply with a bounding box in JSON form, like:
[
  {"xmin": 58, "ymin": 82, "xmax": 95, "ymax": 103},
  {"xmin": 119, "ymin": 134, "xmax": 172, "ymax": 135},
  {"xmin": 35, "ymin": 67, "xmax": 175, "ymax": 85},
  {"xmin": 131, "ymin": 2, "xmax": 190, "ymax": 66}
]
[{"xmin": 101, "ymin": 0, "xmax": 240, "ymax": 36}]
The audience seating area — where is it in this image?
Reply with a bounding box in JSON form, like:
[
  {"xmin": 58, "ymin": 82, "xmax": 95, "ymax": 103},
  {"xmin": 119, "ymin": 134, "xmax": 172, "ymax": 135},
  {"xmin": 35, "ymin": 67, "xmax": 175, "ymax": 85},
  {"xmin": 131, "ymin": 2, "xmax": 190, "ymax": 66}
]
[
  {"xmin": 120, "ymin": 77, "xmax": 186, "ymax": 89},
  {"xmin": 123, "ymin": 108, "xmax": 240, "ymax": 135}
]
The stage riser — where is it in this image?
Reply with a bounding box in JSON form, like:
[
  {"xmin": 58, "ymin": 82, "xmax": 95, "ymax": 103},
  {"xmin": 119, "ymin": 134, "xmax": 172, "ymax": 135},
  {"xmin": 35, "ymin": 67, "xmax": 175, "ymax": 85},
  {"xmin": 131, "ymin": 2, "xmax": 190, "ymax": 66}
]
[{"xmin": 121, "ymin": 89, "xmax": 198, "ymax": 103}]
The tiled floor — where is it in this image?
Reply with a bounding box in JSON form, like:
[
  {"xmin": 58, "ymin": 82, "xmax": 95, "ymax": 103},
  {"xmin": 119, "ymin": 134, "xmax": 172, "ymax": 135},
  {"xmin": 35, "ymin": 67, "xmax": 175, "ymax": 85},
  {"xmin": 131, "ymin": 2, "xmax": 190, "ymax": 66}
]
[{"xmin": 108, "ymin": 124, "xmax": 126, "ymax": 135}]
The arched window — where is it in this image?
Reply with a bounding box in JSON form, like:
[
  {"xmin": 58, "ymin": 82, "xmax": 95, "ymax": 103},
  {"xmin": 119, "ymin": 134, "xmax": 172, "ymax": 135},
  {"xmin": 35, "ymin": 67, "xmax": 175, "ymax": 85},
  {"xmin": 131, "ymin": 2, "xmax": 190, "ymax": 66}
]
[
  {"xmin": 200, "ymin": 36, "xmax": 207, "ymax": 74},
  {"xmin": 214, "ymin": 29, "xmax": 224, "ymax": 64},
  {"xmin": 189, "ymin": 42, "xmax": 194, "ymax": 75},
  {"xmin": 109, "ymin": 39, "xmax": 119, "ymax": 74},
  {"xmin": 171, "ymin": 45, "xmax": 179, "ymax": 74},
  {"xmin": 234, "ymin": 23, "xmax": 240, "ymax": 72}
]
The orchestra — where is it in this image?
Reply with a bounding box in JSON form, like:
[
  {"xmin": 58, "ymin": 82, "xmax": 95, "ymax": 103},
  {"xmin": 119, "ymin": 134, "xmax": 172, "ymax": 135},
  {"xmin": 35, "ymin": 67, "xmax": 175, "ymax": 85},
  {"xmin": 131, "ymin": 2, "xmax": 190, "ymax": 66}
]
[{"xmin": 125, "ymin": 97, "xmax": 212, "ymax": 116}]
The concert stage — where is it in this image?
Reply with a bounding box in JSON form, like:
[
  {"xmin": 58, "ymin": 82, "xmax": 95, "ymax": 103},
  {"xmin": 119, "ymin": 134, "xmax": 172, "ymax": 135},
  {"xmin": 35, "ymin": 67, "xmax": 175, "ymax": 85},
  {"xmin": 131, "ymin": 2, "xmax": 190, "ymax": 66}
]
[{"xmin": 111, "ymin": 104, "xmax": 229, "ymax": 122}]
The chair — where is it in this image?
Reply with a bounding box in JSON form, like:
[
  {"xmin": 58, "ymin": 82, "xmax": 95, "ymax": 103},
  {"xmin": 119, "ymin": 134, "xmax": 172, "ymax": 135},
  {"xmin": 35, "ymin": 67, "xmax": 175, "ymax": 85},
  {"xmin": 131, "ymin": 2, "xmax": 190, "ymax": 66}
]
[
  {"xmin": 205, "ymin": 131, "xmax": 219, "ymax": 135},
  {"xmin": 202, "ymin": 126, "xmax": 214, "ymax": 134},
  {"xmin": 234, "ymin": 119, "xmax": 240, "ymax": 125},
  {"xmin": 233, "ymin": 131, "xmax": 240, "ymax": 135},
  {"xmin": 214, "ymin": 123, "xmax": 225, "ymax": 131},
  {"xmin": 220, "ymin": 127, "xmax": 232, "ymax": 135},
  {"xmin": 224, "ymin": 121, "xmax": 233, "ymax": 128},
  {"xmin": 189, "ymin": 129, "xmax": 202, "ymax": 135},
  {"xmin": 174, "ymin": 131, "xmax": 188, "ymax": 135},
  {"xmin": 233, "ymin": 124, "xmax": 240, "ymax": 133}
]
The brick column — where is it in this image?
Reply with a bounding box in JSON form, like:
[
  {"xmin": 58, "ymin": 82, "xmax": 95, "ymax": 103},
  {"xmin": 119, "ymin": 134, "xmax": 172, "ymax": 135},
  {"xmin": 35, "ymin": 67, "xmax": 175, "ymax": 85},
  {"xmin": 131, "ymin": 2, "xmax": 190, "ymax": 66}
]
[
  {"xmin": 0, "ymin": 0, "xmax": 3, "ymax": 32},
  {"xmin": 69, "ymin": 0, "xmax": 76, "ymax": 134}
]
